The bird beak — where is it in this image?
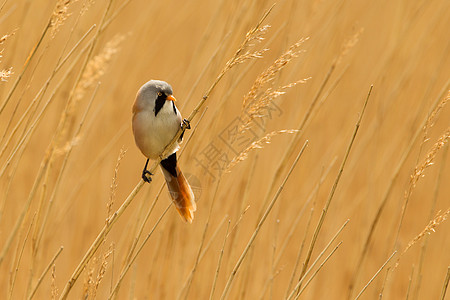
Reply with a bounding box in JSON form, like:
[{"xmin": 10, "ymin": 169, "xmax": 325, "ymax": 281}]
[{"xmin": 166, "ymin": 95, "xmax": 176, "ymax": 102}]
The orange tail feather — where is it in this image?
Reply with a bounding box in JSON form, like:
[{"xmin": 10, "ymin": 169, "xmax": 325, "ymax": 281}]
[{"xmin": 160, "ymin": 164, "xmax": 196, "ymax": 223}]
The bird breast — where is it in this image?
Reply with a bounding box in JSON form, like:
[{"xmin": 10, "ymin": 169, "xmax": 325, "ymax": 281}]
[{"xmin": 132, "ymin": 103, "xmax": 181, "ymax": 159}]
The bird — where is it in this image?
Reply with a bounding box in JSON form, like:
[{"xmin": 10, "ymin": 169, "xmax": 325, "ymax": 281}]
[{"xmin": 132, "ymin": 80, "xmax": 196, "ymax": 223}]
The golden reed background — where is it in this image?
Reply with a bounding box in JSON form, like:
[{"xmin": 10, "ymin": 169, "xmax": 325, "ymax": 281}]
[{"xmin": 0, "ymin": 0, "xmax": 449, "ymax": 299}]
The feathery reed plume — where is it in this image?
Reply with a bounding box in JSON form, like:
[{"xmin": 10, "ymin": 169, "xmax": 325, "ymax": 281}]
[
  {"xmin": 81, "ymin": 0, "xmax": 95, "ymax": 15},
  {"xmin": 396, "ymin": 95, "xmax": 450, "ymax": 241},
  {"xmin": 402, "ymin": 208, "xmax": 450, "ymax": 257},
  {"xmin": 51, "ymin": 264, "xmax": 58, "ymax": 300},
  {"xmin": 240, "ymin": 37, "xmax": 310, "ymax": 131},
  {"xmin": 91, "ymin": 244, "xmax": 114, "ymax": 298},
  {"xmin": 242, "ymin": 37, "xmax": 309, "ymax": 109},
  {"xmin": 242, "ymin": 79, "xmax": 310, "ymax": 132},
  {"xmin": 0, "ymin": 67, "xmax": 12, "ymax": 82},
  {"xmin": 74, "ymin": 34, "xmax": 125, "ymax": 102},
  {"xmin": 0, "ymin": 32, "xmax": 15, "ymax": 44},
  {"xmin": 195, "ymin": 4, "xmax": 274, "ymax": 107},
  {"xmin": 82, "ymin": 246, "xmax": 114, "ymax": 300},
  {"xmin": 224, "ymin": 25, "xmax": 269, "ymax": 70},
  {"xmin": 395, "ymin": 127, "xmax": 450, "ymax": 239},
  {"xmin": 108, "ymin": 148, "xmax": 127, "ymax": 220},
  {"xmin": 63, "ymin": 34, "xmax": 124, "ymax": 139},
  {"xmin": 423, "ymin": 90, "xmax": 449, "ymax": 139},
  {"xmin": 50, "ymin": 0, "xmax": 76, "ymax": 38},
  {"xmin": 386, "ymin": 207, "xmax": 450, "ymax": 297},
  {"xmin": 334, "ymin": 28, "xmax": 364, "ymax": 66},
  {"xmin": 0, "ymin": 30, "xmax": 16, "ymax": 48},
  {"xmin": 82, "ymin": 259, "xmax": 96, "ymax": 299},
  {"xmin": 53, "ymin": 135, "xmax": 82, "ymax": 156},
  {"xmin": 225, "ymin": 129, "xmax": 298, "ymax": 172},
  {"xmin": 410, "ymin": 127, "xmax": 450, "ymax": 189},
  {"xmin": 0, "ymin": 30, "xmax": 15, "ymax": 82}
]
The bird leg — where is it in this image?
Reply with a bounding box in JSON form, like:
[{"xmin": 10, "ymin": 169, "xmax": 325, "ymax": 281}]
[
  {"xmin": 142, "ymin": 158, "xmax": 153, "ymax": 183},
  {"xmin": 180, "ymin": 119, "xmax": 191, "ymax": 140}
]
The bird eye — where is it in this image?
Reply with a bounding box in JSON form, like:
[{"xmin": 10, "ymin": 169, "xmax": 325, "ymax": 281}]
[{"xmin": 157, "ymin": 92, "xmax": 162, "ymax": 97}]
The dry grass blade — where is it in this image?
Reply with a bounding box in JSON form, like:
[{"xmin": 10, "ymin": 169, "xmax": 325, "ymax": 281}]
[
  {"xmin": 8, "ymin": 214, "xmax": 36, "ymax": 300},
  {"xmin": 27, "ymin": 246, "xmax": 64, "ymax": 300},
  {"xmin": 299, "ymin": 85, "xmax": 372, "ymax": 284},
  {"xmin": 59, "ymin": 179, "xmax": 145, "ymax": 300},
  {"xmin": 295, "ymin": 241, "xmax": 343, "ymax": 299},
  {"xmin": 405, "ymin": 265, "xmax": 414, "ymax": 300},
  {"xmin": 274, "ymin": 27, "xmax": 360, "ymax": 172},
  {"xmin": 276, "ymin": 156, "xmax": 337, "ymax": 269},
  {"xmin": 209, "ymin": 220, "xmax": 231, "ymax": 300},
  {"xmin": 0, "ymin": 11, "xmax": 52, "ymax": 115},
  {"xmin": 353, "ymin": 251, "xmax": 397, "ymax": 300},
  {"xmin": 440, "ymin": 267, "xmax": 450, "ymax": 300},
  {"xmin": 181, "ymin": 217, "xmax": 229, "ymax": 299},
  {"xmin": 179, "ymin": 177, "xmax": 223, "ymax": 300},
  {"xmin": 108, "ymin": 203, "xmax": 172, "ymax": 300},
  {"xmin": 285, "ymin": 206, "xmax": 315, "ymax": 298},
  {"xmin": 286, "ymin": 219, "xmax": 349, "ymax": 300},
  {"xmin": 220, "ymin": 139, "xmax": 308, "ymax": 300}
]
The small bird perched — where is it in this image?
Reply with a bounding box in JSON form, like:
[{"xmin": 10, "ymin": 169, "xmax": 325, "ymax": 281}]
[{"xmin": 132, "ymin": 80, "xmax": 196, "ymax": 223}]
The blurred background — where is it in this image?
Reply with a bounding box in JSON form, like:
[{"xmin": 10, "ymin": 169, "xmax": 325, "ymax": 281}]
[{"xmin": 0, "ymin": 0, "xmax": 449, "ymax": 299}]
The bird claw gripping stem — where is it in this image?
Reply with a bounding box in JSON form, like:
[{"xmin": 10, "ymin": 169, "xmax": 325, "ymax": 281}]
[
  {"xmin": 141, "ymin": 159, "xmax": 153, "ymax": 183},
  {"xmin": 182, "ymin": 119, "xmax": 191, "ymax": 130}
]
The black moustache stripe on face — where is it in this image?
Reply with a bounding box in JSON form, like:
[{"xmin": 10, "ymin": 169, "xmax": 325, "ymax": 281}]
[
  {"xmin": 154, "ymin": 93, "xmax": 178, "ymax": 117},
  {"xmin": 154, "ymin": 93, "xmax": 166, "ymax": 116}
]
